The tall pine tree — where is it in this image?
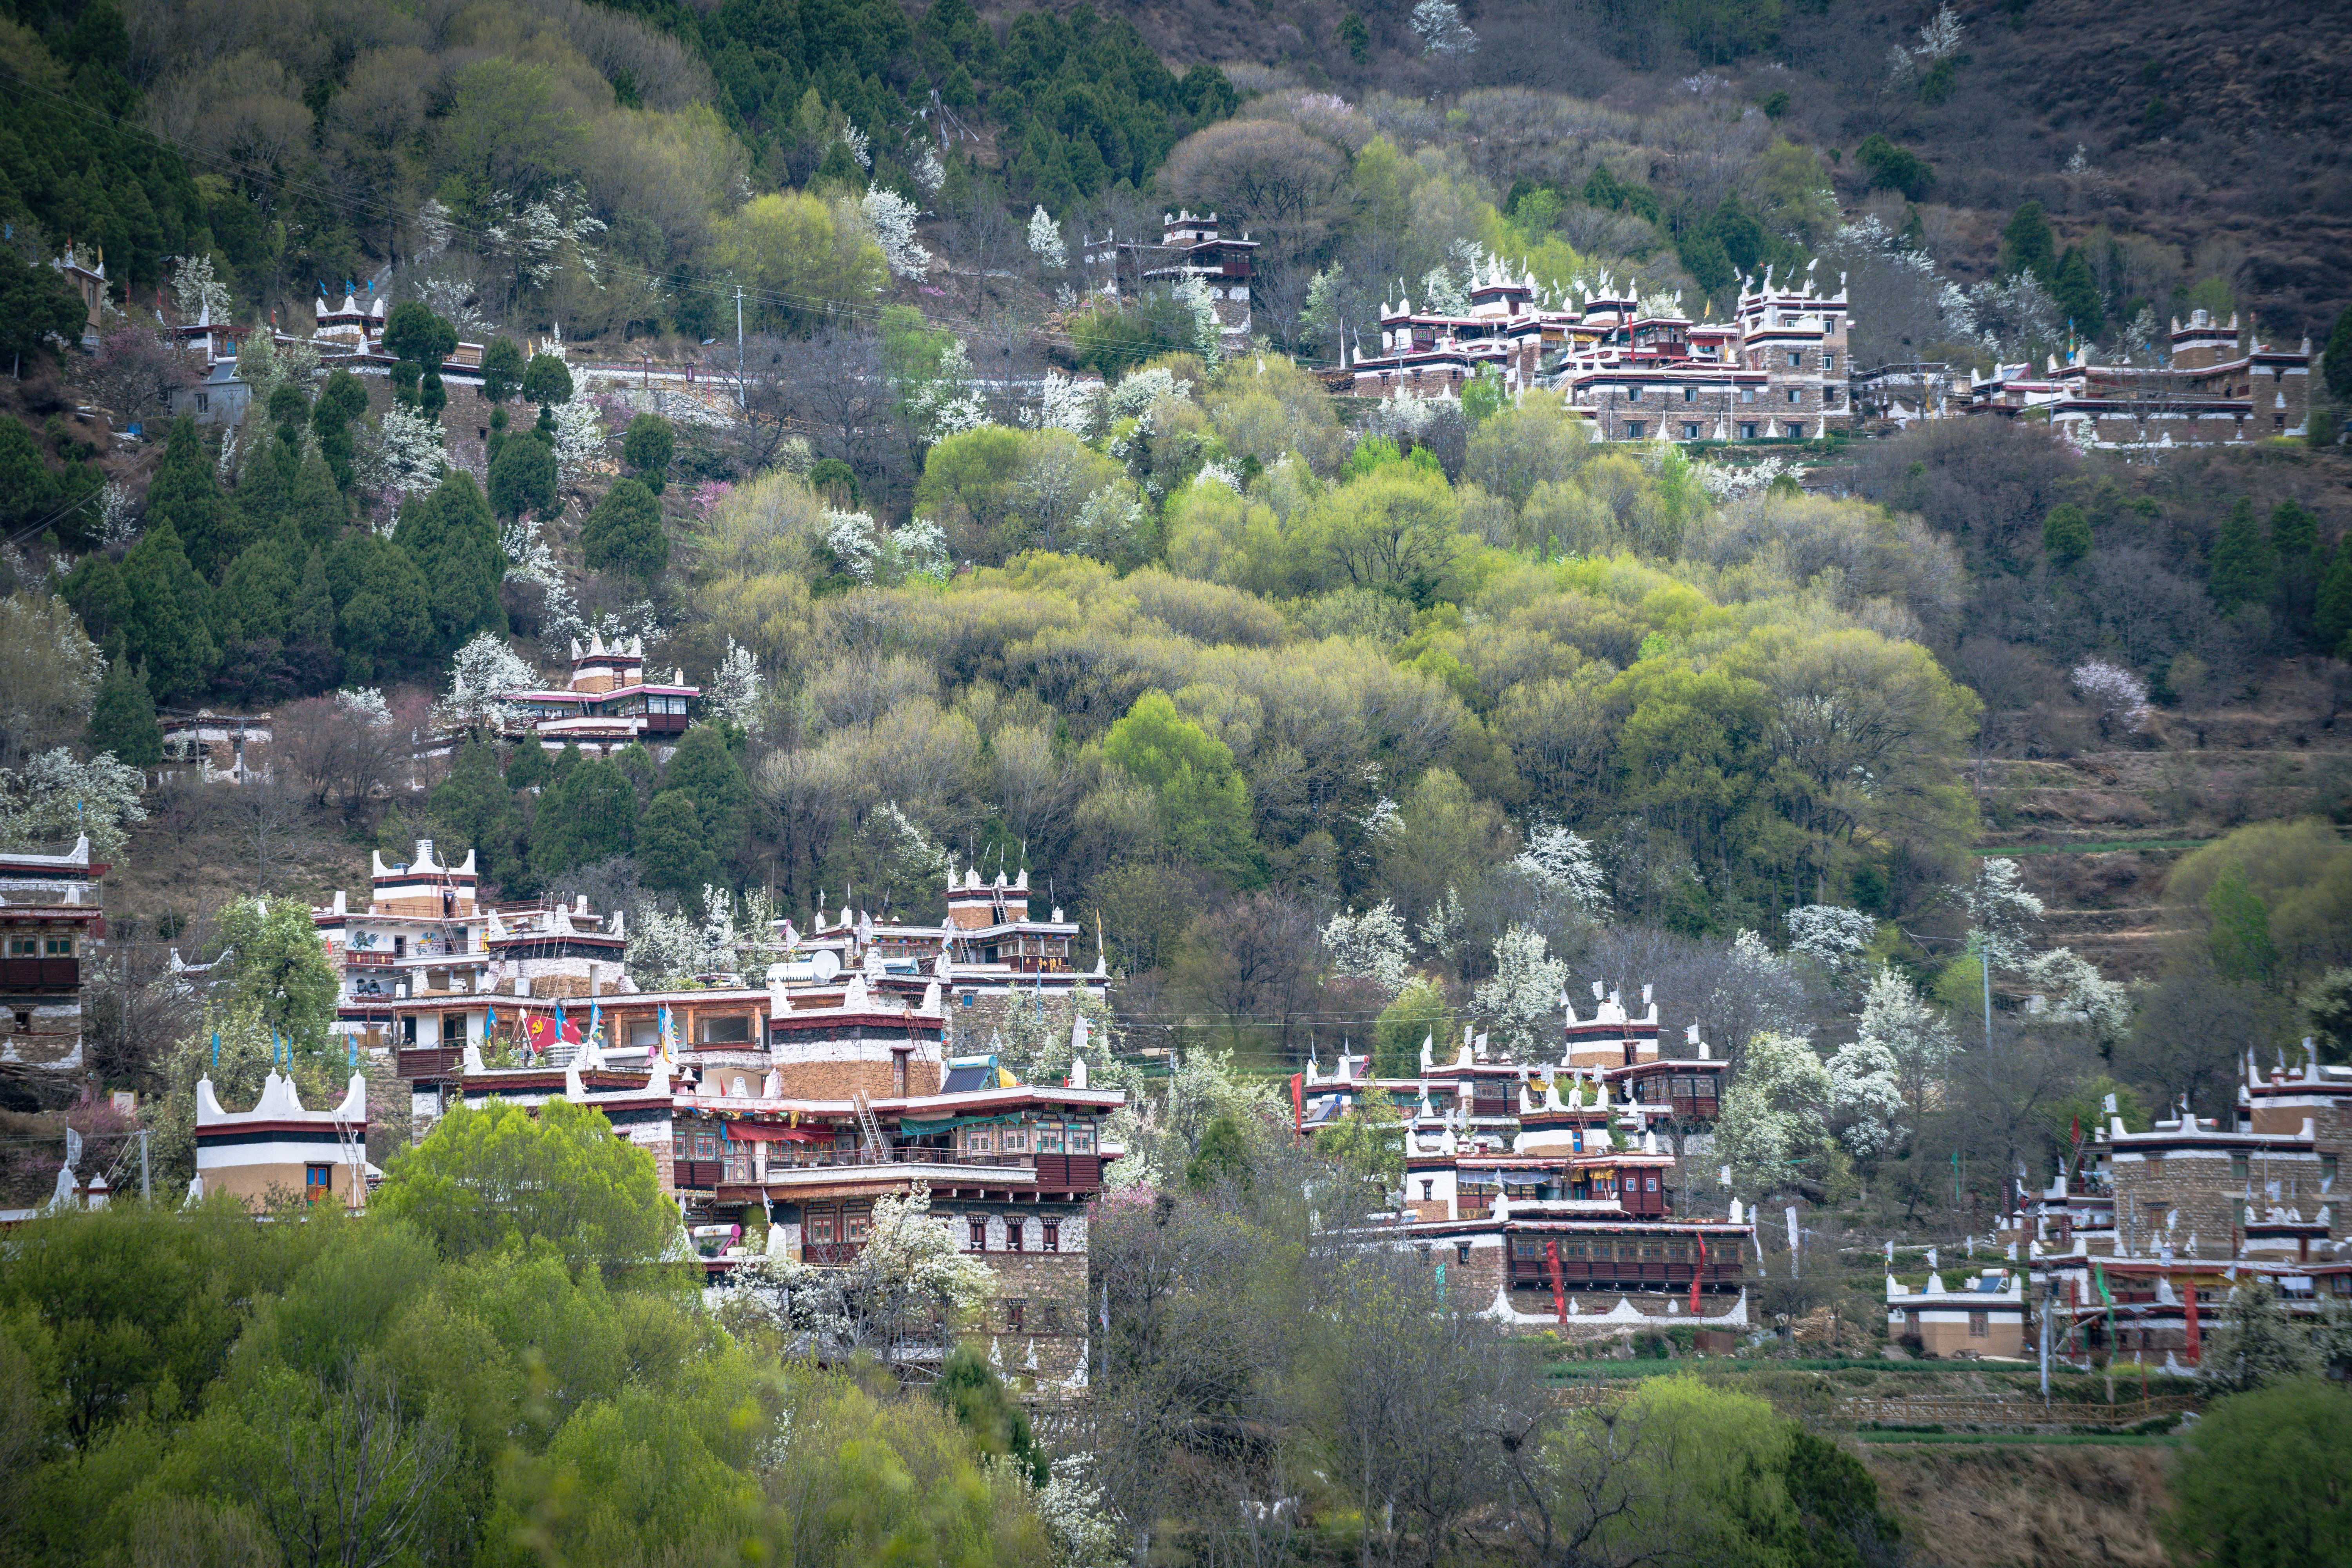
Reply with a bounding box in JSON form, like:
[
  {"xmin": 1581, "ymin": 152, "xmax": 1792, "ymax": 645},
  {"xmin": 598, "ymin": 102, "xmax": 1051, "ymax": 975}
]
[
  {"xmin": 2208, "ymin": 498, "xmax": 2275, "ymax": 610},
  {"xmin": 85, "ymin": 653, "xmax": 161, "ymax": 766},
  {"xmin": 286, "ymin": 547, "xmax": 341, "ymax": 695},
  {"xmin": 2315, "ymin": 544, "xmax": 2352, "ymax": 658},
  {"xmin": 393, "ymin": 470, "xmax": 506, "ymax": 653},
  {"xmin": 145, "ymin": 416, "xmax": 243, "ymax": 580},
  {"xmin": 120, "ymin": 518, "xmax": 218, "ymax": 700}
]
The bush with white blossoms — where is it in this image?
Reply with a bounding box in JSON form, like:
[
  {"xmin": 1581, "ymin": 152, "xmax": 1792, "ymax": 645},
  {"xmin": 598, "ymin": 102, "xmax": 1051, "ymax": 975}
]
[
  {"xmin": 1826, "ymin": 1029, "xmax": 1905, "ymax": 1159},
  {"xmin": 1697, "ymin": 454, "xmax": 1808, "ymax": 500},
  {"xmin": 1473, "ymin": 925, "xmax": 1569, "ymax": 1056},
  {"xmin": 1960, "ymin": 857, "xmax": 2044, "ymax": 973},
  {"xmin": 861, "ymin": 186, "xmax": 930, "ymax": 279},
  {"xmin": 907, "ymin": 338, "xmax": 987, "ymax": 443},
  {"xmin": 1856, "ymin": 964, "xmax": 1956, "ymax": 1124},
  {"xmin": 2072, "ymin": 657, "xmax": 2151, "ymax": 733},
  {"xmin": 550, "ymin": 397, "xmax": 608, "ymax": 486},
  {"xmin": 1026, "ymin": 204, "xmax": 1068, "ymax": 270},
  {"xmin": 2024, "ymin": 947, "xmax": 2131, "ymax": 1039},
  {"xmin": 1171, "ymin": 273, "xmax": 1221, "ymax": 359},
  {"xmin": 1107, "ymin": 366, "xmax": 1189, "ymax": 422},
  {"xmin": 433, "ymin": 631, "xmax": 537, "ymax": 732},
  {"xmin": 1514, "ymin": 823, "xmax": 1608, "ymax": 920},
  {"xmin": 1321, "ymin": 900, "xmax": 1410, "ymax": 996},
  {"xmin": 706, "ymin": 638, "xmax": 764, "ymax": 727},
  {"xmin": 335, "ymin": 686, "xmax": 393, "ymax": 728},
  {"xmin": 1029, "ymin": 370, "xmax": 1101, "ymax": 438},
  {"xmin": 170, "ymin": 252, "xmax": 229, "ymax": 324},
  {"xmin": 1410, "ymin": 0, "xmax": 1478, "ymax": 56},
  {"xmin": 915, "ymin": 146, "xmax": 946, "ymax": 198},
  {"xmin": 0, "ymin": 748, "xmax": 147, "ymax": 860},
  {"xmin": 1715, "ymin": 1029, "xmax": 1836, "ymax": 1197},
  {"xmin": 824, "ymin": 511, "xmax": 949, "ymax": 585},
  {"xmin": 724, "ymin": 1185, "xmax": 992, "ymax": 1367},
  {"xmin": 360, "ymin": 403, "xmax": 447, "ymax": 508},
  {"xmin": 1074, "ymin": 485, "xmax": 1145, "ymax": 561},
  {"xmin": 1036, "ymin": 1455, "xmax": 1126, "ymax": 1568},
  {"xmin": 1786, "ymin": 904, "xmax": 1877, "ymax": 980}
]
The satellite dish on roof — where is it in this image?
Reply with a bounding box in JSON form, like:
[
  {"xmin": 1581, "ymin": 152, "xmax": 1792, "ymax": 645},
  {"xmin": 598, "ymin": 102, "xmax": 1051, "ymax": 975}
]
[{"xmin": 810, "ymin": 949, "xmax": 840, "ymax": 984}]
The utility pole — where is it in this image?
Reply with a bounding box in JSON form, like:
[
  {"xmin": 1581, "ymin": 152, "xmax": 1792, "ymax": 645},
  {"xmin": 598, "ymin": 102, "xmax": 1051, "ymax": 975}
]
[
  {"xmin": 139, "ymin": 1129, "xmax": 150, "ymax": 1204},
  {"xmin": 734, "ymin": 285, "xmax": 746, "ymax": 411}
]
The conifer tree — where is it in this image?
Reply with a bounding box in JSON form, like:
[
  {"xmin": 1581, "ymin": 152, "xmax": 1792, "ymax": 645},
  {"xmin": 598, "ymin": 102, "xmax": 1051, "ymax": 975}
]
[
  {"xmin": 2043, "ymin": 503, "xmax": 2091, "ymax": 569},
  {"xmin": 622, "ymin": 413, "xmax": 674, "ymax": 493},
  {"xmin": 506, "ymin": 740, "xmax": 554, "ymax": 791},
  {"xmin": 310, "ymin": 369, "xmax": 370, "ymax": 490},
  {"xmin": 637, "ymin": 790, "xmax": 718, "ymax": 896},
  {"xmin": 330, "ymin": 534, "xmax": 432, "ymax": 683},
  {"xmin": 119, "ymin": 518, "xmax": 218, "ymax": 700},
  {"xmin": 2208, "ymin": 498, "xmax": 2276, "ymax": 610},
  {"xmin": 286, "ymin": 546, "xmax": 339, "ymax": 694},
  {"xmin": 428, "ymin": 740, "xmax": 523, "ymax": 887},
  {"xmin": 2325, "ymin": 304, "xmax": 2352, "ymax": 402},
  {"xmin": 581, "ymin": 478, "xmax": 668, "ymax": 583},
  {"xmin": 1999, "ymin": 200, "xmax": 2054, "ymax": 281},
  {"xmin": 217, "ymin": 521, "xmax": 303, "ymax": 646},
  {"xmin": 2315, "ymin": 544, "xmax": 2352, "ymax": 657},
  {"xmin": 290, "ymin": 447, "xmax": 347, "ymax": 548},
  {"xmin": 229, "ymin": 436, "xmax": 292, "ymax": 540},
  {"xmin": 487, "ymin": 435, "xmax": 557, "ymax": 521},
  {"xmin": 2270, "ymin": 499, "xmax": 2319, "ymax": 641},
  {"xmin": 394, "ymin": 470, "xmax": 506, "ymax": 652},
  {"xmin": 530, "ymin": 757, "xmax": 636, "ymax": 879},
  {"xmin": 145, "ymin": 416, "xmax": 243, "ymax": 580},
  {"xmin": 480, "ymin": 338, "xmax": 525, "ymax": 404},
  {"xmin": 85, "ymin": 653, "xmax": 161, "ymax": 767},
  {"xmin": 661, "ymin": 723, "xmax": 750, "ymax": 866},
  {"xmin": 2052, "ymin": 247, "xmax": 2103, "ymax": 338}
]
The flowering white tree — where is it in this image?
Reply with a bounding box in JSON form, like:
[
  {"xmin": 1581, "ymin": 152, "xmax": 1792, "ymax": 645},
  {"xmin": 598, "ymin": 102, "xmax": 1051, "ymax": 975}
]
[
  {"xmin": 1715, "ymin": 1030, "xmax": 1835, "ymax": 1198},
  {"xmin": 1074, "ymin": 486, "xmax": 1145, "ymax": 561},
  {"xmin": 1036, "ymin": 1455, "xmax": 1126, "ymax": 1568},
  {"xmin": 1171, "ymin": 274, "xmax": 1221, "ymax": 359},
  {"xmin": 334, "ymin": 686, "xmax": 393, "ymax": 728},
  {"xmin": 550, "ymin": 397, "xmax": 606, "ymax": 486},
  {"xmin": 1786, "ymin": 904, "xmax": 1878, "ymax": 981},
  {"xmin": 1961, "ymin": 858, "xmax": 2044, "ymax": 973},
  {"xmin": 1418, "ymin": 263, "xmax": 1471, "ymax": 318},
  {"xmin": 1473, "ymin": 926, "xmax": 1569, "ymax": 1056},
  {"xmin": 0, "ymin": 748, "xmax": 147, "ymax": 858},
  {"xmin": 823, "ymin": 511, "xmax": 948, "ymax": 584},
  {"xmin": 907, "ymin": 338, "xmax": 987, "ymax": 443},
  {"xmin": 839, "ymin": 122, "xmax": 872, "ymax": 169},
  {"xmin": 1410, "ymin": 0, "xmax": 1478, "ymax": 56},
  {"xmin": 1107, "ymin": 366, "xmax": 1189, "ymax": 421},
  {"xmin": 1856, "ymin": 965, "xmax": 1956, "ymax": 1129},
  {"xmin": 625, "ymin": 883, "xmax": 753, "ymax": 989},
  {"xmin": 433, "ymin": 632, "xmax": 536, "ymax": 733},
  {"xmin": 481, "ymin": 184, "xmax": 606, "ymax": 294},
  {"xmin": 862, "ymin": 187, "xmax": 932, "ymax": 280},
  {"xmin": 2024, "ymin": 948, "xmax": 2131, "ymax": 1040},
  {"xmin": 1026, "ymin": 205, "xmax": 1068, "ymax": 270},
  {"xmin": 1321, "ymin": 900, "xmax": 1410, "ymax": 996},
  {"xmin": 1826, "ymin": 1031, "xmax": 1905, "ymax": 1159},
  {"xmin": 726, "ymin": 1185, "xmax": 993, "ymax": 1368},
  {"xmin": 1915, "ymin": 4, "xmax": 1964, "ymax": 60},
  {"xmin": 707, "ymin": 638, "xmax": 765, "ymax": 727},
  {"xmin": 2072, "ymin": 658, "xmax": 2151, "ymax": 735},
  {"xmin": 1513, "ymin": 823, "xmax": 1608, "ymax": 920},
  {"xmin": 170, "ymin": 252, "xmax": 229, "ymax": 323},
  {"xmin": 915, "ymin": 146, "xmax": 946, "ymax": 198},
  {"xmin": 362, "ymin": 403, "xmax": 446, "ymax": 506},
  {"xmin": 1029, "ymin": 371, "xmax": 1100, "ymax": 437}
]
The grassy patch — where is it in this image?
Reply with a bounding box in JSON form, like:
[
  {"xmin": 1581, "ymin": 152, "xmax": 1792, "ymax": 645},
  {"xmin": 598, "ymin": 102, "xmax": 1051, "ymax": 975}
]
[{"xmin": 1855, "ymin": 1431, "xmax": 2183, "ymax": 1447}]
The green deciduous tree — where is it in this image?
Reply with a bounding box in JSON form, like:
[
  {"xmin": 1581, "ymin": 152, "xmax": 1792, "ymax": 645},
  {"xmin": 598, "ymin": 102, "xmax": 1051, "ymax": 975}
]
[
  {"xmin": 212, "ymin": 894, "xmax": 341, "ymax": 1054},
  {"xmin": 374, "ymin": 1098, "xmax": 682, "ymax": 1282},
  {"xmin": 1374, "ymin": 978, "xmax": 1454, "ymax": 1078},
  {"xmin": 1104, "ymin": 690, "xmax": 1259, "ymax": 885},
  {"xmin": 2164, "ymin": 1377, "xmax": 2352, "ymax": 1565}
]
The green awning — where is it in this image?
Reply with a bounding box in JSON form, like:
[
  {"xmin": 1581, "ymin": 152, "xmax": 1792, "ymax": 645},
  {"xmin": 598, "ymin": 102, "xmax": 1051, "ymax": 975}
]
[{"xmin": 897, "ymin": 1112, "xmax": 1022, "ymax": 1137}]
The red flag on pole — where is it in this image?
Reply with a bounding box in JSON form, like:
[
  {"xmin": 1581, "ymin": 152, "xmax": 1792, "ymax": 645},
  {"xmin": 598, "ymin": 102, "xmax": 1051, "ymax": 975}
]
[
  {"xmin": 1691, "ymin": 1235, "xmax": 1706, "ymax": 1317},
  {"xmin": 1546, "ymin": 1238, "xmax": 1567, "ymax": 1326},
  {"xmin": 1290, "ymin": 1073, "xmax": 1304, "ymax": 1131},
  {"xmin": 2183, "ymin": 1277, "xmax": 2200, "ymax": 1365}
]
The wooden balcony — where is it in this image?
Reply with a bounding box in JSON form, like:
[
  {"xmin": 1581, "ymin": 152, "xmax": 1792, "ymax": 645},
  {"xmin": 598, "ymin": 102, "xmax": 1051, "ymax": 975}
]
[
  {"xmin": 0, "ymin": 958, "xmax": 79, "ymax": 990},
  {"xmin": 1509, "ymin": 1259, "xmax": 1744, "ymax": 1290},
  {"xmin": 673, "ymin": 1159, "xmax": 724, "ymax": 1189},
  {"xmin": 396, "ymin": 1046, "xmax": 466, "ymax": 1080}
]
